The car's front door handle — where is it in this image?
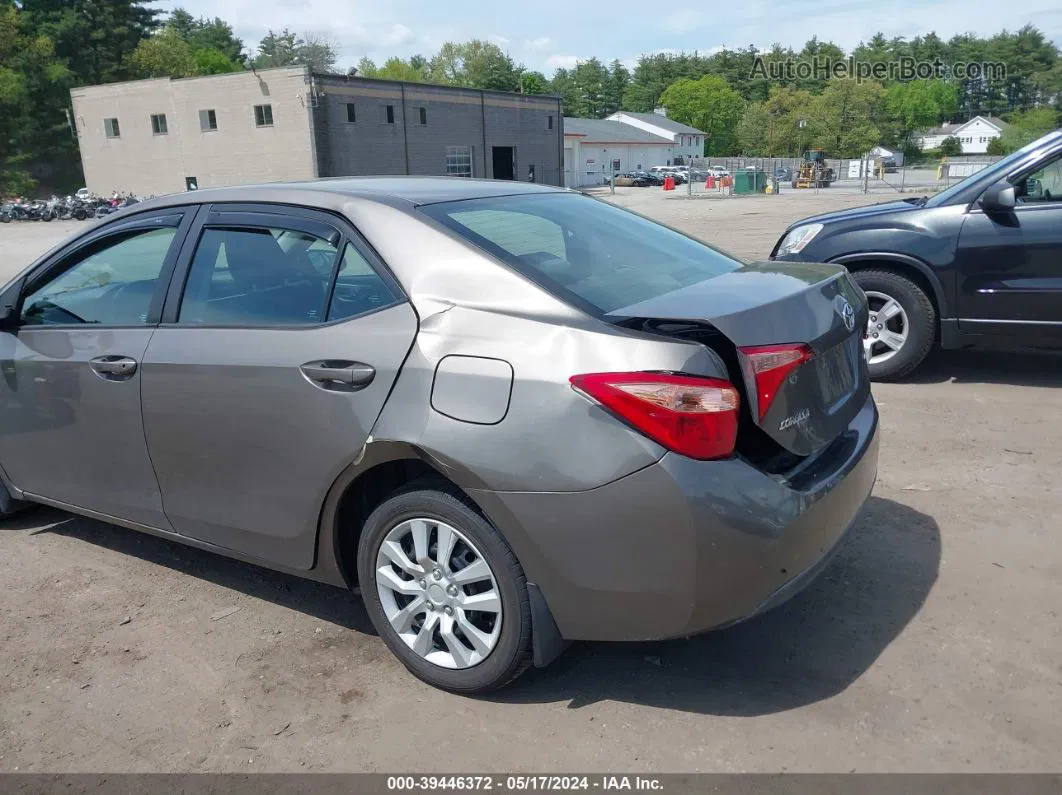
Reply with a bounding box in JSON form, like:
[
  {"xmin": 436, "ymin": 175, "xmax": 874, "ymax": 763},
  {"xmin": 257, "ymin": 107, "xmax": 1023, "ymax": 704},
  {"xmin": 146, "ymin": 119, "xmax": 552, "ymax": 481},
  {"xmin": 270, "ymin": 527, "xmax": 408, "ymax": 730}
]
[
  {"xmin": 89, "ymin": 355, "xmax": 138, "ymax": 380},
  {"xmin": 300, "ymin": 360, "xmax": 376, "ymax": 391}
]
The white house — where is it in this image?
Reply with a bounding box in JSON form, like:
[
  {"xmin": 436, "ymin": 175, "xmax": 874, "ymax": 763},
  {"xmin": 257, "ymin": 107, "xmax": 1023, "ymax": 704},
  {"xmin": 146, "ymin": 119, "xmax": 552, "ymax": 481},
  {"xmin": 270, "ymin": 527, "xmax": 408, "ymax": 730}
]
[
  {"xmin": 915, "ymin": 116, "xmax": 1008, "ymax": 155},
  {"xmin": 563, "ymin": 118, "xmax": 681, "ymax": 187},
  {"xmin": 606, "ymin": 110, "xmax": 706, "ymax": 163}
]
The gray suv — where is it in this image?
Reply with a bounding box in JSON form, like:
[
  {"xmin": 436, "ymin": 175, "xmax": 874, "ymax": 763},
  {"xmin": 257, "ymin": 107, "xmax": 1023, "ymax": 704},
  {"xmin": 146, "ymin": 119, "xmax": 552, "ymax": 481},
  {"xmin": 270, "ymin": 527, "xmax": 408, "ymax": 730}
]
[{"xmin": 0, "ymin": 179, "xmax": 878, "ymax": 693}]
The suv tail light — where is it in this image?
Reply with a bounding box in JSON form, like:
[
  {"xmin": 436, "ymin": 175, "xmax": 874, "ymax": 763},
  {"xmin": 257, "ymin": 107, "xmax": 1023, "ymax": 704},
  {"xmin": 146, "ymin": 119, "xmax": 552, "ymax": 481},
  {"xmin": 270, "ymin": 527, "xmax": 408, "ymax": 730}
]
[
  {"xmin": 570, "ymin": 372, "xmax": 739, "ymax": 460},
  {"xmin": 739, "ymin": 343, "xmax": 814, "ymax": 421}
]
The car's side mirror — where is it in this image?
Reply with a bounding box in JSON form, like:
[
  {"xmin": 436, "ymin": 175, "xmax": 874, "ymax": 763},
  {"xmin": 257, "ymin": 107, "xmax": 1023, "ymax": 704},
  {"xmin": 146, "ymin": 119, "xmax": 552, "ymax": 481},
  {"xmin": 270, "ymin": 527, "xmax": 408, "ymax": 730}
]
[
  {"xmin": 0, "ymin": 278, "xmax": 24, "ymax": 333},
  {"xmin": 980, "ymin": 180, "xmax": 1017, "ymax": 213},
  {"xmin": 0, "ymin": 305, "xmax": 18, "ymax": 333}
]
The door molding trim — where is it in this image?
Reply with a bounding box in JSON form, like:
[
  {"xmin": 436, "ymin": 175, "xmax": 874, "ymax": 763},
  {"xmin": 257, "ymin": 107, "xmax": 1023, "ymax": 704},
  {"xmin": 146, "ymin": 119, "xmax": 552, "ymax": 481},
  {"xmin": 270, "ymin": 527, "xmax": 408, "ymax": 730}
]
[{"xmin": 959, "ymin": 318, "xmax": 1062, "ymax": 326}]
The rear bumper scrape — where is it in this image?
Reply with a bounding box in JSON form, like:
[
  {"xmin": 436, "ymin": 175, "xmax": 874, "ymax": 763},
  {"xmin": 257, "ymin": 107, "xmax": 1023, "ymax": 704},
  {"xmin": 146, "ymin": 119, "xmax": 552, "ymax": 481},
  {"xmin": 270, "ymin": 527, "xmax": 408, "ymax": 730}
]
[{"xmin": 468, "ymin": 394, "xmax": 879, "ymax": 643}]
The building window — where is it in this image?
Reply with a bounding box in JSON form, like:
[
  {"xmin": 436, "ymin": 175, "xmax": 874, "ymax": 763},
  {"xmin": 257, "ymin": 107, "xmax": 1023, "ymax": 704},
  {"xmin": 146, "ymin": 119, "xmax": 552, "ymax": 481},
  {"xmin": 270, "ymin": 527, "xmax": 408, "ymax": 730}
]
[
  {"xmin": 150, "ymin": 113, "xmax": 168, "ymax": 135},
  {"xmin": 199, "ymin": 109, "xmax": 217, "ymax": 131},
  {"xmin": 547, "ymin": 115, "xmax": 553, "ymax": 130},
  {"xmin": 104, "ymin": 118, "xmax": 120, "ymax": 138},
  {"xmin": 419, "ymin": 107, "xmax": 427, "ymax": 125},
  {"xmin": 346, "ymin": 103, "xmax": 356, "ymax": 123},
  {"xmin": 385, "ymin": 105, "xmax": 395, "ymax": 124},
  {"xmin": 445, "ymin": 146, "xmax": 473, "ymax": 178},
  {"xmin": 254, "ymin": 104, "xmax": 274, "ymax": 127}
]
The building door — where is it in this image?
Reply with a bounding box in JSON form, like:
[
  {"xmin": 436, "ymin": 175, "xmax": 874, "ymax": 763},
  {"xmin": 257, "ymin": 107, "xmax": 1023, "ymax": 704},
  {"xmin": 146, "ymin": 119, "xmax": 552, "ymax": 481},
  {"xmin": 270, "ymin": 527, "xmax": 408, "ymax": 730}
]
[
  {"xmin": 492, "ymin": 147, "xmax": 515, "ymax": 181},
  {"xmin": 563, "ymin": 147, "xmax": 572, "ymax": 187}
]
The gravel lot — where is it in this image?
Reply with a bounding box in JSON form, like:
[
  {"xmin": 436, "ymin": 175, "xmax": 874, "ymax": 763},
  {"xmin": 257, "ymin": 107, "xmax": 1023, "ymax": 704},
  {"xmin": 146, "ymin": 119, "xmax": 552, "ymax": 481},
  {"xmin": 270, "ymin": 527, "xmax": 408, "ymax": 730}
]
[{"xmin": 1, "ymin": 191, "xmax": 1059, "ymax": 773}]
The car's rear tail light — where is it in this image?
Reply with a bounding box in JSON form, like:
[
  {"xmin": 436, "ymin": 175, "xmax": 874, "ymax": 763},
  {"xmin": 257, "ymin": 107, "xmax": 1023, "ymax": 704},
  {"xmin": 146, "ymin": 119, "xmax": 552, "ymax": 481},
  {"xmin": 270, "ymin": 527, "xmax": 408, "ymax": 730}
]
[
  {"xmin": 569, "ymin": 372, "xmax": 739, "ymax": 460},
  {"xmin": 739, "ymin": 343, "xmax": 814, "ymax": 421}
]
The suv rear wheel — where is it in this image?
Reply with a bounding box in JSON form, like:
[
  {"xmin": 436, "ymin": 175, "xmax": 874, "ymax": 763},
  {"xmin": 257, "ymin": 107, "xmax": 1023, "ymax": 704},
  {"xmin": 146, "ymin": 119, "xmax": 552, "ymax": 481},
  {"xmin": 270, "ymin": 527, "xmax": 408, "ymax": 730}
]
[
  {"xmin": 357, "ymin": 483, "xmax": 533, "ymax": 693},
  {"xmin": 852, "ymin": 269, "xmax": 936, "ymax": 381}
]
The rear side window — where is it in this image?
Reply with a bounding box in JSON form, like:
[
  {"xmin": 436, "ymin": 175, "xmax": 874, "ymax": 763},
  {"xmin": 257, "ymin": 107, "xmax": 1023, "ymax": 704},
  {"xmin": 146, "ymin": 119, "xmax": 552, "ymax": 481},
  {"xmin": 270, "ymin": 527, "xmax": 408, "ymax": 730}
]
[
  {"xmin": 178, "ymin": 224, "xmax": 400, "ymax": 326},
  {"xmin": 179, "ymin": 226, "xmax": 339, "ymax": 326},
  {"xmin": 328, "ymin": 244, "xmax": 402, "ymax": 322},
  {"xmin": 420, "ymin": 193, "xmax": 742, "ymax": 314}
]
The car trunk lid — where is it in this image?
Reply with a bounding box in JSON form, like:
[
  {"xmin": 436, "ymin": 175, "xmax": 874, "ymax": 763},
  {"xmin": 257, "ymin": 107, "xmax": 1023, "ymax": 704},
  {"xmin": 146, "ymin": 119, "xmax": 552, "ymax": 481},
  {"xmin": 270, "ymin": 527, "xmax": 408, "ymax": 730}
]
[{"xmin": 607, "ymin": 261, "xmax": 870, "ymax": 457}]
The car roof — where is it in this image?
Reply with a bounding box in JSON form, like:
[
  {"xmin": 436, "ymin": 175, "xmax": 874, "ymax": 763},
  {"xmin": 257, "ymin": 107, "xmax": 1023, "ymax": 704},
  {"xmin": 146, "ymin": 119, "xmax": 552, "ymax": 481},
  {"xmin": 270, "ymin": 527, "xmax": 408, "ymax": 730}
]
[{"xmin": 132, "ymin": 177, "xmax": 568, "ymax": 214}]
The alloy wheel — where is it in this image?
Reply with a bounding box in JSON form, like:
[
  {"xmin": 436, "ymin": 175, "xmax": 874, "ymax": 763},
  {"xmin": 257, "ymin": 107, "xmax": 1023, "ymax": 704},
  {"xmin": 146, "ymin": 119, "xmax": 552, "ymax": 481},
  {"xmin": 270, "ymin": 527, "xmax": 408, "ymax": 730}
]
[
  {"xmin": 863, "ymin": 290, "xmax": 909, "ymax": 365},
  {"xmin": 375, "ymin": 517, "xmax": 502, "ymax": 670}
]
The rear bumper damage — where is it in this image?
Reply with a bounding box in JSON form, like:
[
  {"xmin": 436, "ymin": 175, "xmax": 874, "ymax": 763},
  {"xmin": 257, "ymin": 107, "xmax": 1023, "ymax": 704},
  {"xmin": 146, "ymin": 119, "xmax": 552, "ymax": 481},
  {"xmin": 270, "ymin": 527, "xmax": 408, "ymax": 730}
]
[{"xmin": 469, "ymin": 394, "xmax": 879, "ymax": 643}]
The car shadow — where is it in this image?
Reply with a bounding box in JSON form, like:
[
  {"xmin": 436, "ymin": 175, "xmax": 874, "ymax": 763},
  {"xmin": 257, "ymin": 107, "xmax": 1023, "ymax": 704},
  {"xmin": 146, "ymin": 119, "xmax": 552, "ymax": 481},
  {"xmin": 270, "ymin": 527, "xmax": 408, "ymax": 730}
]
[
  {"xmin": 902, "ymin": 347, "xmax": 1062, "ymax": 387},
  {"xmin": 16, "ymin": 496, "xmax": 937, "ymax": 716},
  {"xmin": 493, "ymin": 496, "xmax": 940, "ymax": 716},
  {"xmin": 22, "ymin": 507, "xmax": 376, "ymax": 635}
]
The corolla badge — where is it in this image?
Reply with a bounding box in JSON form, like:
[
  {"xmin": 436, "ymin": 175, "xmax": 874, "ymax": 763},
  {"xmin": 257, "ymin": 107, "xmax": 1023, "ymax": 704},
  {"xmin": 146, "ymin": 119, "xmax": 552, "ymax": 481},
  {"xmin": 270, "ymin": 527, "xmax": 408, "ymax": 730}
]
[
  {"xmin": 838, "ymin": 298, "xmax": 856, "ymax": 332},
  {"xmin": 779, "ymin": 409, "xmax": 811, "ymax": 431}
]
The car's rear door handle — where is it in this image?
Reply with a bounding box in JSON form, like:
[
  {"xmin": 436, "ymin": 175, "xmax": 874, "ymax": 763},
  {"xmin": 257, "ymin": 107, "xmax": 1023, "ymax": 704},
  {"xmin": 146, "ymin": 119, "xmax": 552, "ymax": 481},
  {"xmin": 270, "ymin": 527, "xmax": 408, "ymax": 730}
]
[
  {"xmin": 300, "ymin": 360, "xmax": 375, "ymax": 391},
  {"xmin": 89, "ymin": 355, "xmax": 138, "ymax": 380}
]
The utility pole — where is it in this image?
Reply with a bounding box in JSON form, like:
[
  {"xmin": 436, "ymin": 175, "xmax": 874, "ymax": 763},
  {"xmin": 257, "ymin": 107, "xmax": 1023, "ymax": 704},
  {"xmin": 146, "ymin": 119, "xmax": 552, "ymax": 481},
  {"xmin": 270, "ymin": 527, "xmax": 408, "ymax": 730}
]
[{"xmin": 687, "ymin": 140, "xmax": 693, "ymax": 198}]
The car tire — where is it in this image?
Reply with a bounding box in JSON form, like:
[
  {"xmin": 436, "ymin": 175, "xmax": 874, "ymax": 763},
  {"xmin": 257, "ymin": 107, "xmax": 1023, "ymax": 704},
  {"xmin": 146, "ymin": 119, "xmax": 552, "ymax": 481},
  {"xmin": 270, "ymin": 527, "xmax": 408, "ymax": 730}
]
[
  {"xmin": 357, "ymin": 481, "xmax": 533, "ymax": 694},
  {"xmin": 852, "ymin": 269, "xmax": 936, "ymax": 381}
]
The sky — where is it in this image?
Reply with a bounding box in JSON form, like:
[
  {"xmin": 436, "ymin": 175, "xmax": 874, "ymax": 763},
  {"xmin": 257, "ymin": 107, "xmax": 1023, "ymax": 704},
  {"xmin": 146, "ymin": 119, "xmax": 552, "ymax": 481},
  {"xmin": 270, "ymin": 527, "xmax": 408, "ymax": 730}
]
[{"xmin": 159, "ymin": 0, "xmax": 1062, "ymax": 74}]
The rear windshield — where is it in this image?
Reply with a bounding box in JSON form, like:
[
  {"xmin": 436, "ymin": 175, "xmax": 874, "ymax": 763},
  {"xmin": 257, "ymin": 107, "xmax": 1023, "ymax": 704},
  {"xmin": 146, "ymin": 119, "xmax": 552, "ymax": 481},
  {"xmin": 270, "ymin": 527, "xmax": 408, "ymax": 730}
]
[{"xmin": 419, "ymin": 192, "xmax": 743, "ymax": 315}]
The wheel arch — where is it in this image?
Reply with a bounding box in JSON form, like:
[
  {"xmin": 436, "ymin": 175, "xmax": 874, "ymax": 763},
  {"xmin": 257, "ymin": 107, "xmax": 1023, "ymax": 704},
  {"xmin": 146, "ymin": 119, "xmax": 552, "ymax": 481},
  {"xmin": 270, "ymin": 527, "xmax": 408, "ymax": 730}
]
[
  {"xmin": 830, "ymin": 253, "xmax": 947, "ymax": 319},
  {"xmin": 312, "ymin": 439, "xmax": 498, "ymax": 590}
]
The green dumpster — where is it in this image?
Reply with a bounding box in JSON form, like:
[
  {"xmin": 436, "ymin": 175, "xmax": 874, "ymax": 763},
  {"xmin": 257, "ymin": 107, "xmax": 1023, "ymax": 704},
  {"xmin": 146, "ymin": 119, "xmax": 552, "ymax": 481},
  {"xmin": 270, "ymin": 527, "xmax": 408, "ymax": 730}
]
[{"xmin": 733, "ymin": 168, "xmax": 767, "ymax": 194}]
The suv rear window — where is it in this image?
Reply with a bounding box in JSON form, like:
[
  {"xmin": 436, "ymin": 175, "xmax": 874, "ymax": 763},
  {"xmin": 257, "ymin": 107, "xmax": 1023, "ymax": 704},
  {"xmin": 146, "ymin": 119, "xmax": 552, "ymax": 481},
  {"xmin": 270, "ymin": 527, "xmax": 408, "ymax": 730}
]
[{"xmin": 419, "ymin": 193, "xmax": 742, "ymax": 315}]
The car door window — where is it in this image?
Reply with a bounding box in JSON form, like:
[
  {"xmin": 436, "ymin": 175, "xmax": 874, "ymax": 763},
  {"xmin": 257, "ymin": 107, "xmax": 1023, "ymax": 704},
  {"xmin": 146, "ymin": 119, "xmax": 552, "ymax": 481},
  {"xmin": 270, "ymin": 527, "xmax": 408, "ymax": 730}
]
[
  {"xmin": 179, "ymin": 225, "xmax": 340, "ymax": 326},
  {"xmin": 327, "ymin": 243, "xmax": 402, "ymax": 322},
  {"xmin": 1015, "ymin": 156, "xmax": 1062, "ymax": 204},
  {"xmin": 20, "ymin": 226, "xmax": 178, "ymax": 326}
]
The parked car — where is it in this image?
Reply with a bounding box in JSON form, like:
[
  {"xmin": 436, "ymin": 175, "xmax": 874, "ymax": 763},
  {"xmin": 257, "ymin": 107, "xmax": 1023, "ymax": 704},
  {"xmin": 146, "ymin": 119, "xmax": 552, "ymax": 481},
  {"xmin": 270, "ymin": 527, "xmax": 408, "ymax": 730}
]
[
  {"xmin": 775, "ymin": 166, "xmax": 793, "ymax": 182},
  {"xmin": 0, "ymin": 178, "xmax": 878, "ymax": 693},
  {"xmin": 771, "ymin": 128, "xmax": 1062, "ymax": 380},
  {"xmin": 616, "ymin": 172, "xmax": 651, "ymax": 187},
  {"xmin": 632, "ymin": 170, "xmax": 665, "ymax": 186},
  {"xmin": 649, "ymin": 166, "xmax": 686, "ymax": 184}
]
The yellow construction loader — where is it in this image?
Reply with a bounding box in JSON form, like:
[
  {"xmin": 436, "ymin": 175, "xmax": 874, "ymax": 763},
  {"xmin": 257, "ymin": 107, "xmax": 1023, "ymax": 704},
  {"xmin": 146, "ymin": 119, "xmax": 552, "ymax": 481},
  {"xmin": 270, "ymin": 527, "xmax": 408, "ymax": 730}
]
[{"xmin": 792, "ymin": 149, "xmax": 834, "ymax": 188}]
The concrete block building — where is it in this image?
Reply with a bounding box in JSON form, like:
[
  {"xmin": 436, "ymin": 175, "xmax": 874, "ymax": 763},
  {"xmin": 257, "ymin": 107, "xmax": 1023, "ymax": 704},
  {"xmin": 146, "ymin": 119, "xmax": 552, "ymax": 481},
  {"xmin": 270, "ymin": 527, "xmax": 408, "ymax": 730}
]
[{"xmin": 70, "ymin": 66, "xmax": 565, "ymax": 196}]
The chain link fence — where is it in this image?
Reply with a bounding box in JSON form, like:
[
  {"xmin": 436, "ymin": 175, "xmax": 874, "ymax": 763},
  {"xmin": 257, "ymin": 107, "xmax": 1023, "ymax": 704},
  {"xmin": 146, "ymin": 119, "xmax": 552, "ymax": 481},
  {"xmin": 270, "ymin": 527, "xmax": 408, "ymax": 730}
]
[{"xmin": 689, "ymin": 154, "xmax": 1003, "ymax": 195}]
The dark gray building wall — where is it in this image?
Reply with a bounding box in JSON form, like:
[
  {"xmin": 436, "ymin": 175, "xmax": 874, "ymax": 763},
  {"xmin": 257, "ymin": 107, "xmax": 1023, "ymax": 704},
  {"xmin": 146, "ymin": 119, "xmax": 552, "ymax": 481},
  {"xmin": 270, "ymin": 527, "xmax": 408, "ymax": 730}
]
[{"xmin": 312, "ymin": 76, "xmax": 564, "ymax": 186}]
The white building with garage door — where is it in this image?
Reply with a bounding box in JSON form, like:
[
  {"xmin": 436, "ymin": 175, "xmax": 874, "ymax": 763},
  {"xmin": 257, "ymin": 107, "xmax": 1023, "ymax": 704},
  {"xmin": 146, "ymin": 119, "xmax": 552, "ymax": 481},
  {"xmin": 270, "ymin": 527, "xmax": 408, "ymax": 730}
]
[{"xmin": 563, "ymin": 117, "xmax": 687, "ymax": 187}]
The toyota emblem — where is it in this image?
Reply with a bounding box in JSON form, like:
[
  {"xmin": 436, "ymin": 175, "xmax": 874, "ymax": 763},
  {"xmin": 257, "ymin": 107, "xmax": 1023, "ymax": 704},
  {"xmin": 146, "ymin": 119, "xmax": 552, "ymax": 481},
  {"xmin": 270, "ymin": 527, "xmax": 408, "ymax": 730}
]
[{"xmin": 839, "ymin": 299, "xmax": 856, "ymax": 332}]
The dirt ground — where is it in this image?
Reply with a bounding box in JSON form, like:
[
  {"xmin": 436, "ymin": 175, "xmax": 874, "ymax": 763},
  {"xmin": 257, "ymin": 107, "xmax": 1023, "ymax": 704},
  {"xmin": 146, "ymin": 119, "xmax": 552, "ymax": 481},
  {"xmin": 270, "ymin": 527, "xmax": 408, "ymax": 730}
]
[{"xmin": 0, "ymin": 191, "xmax": 1059, "ymax": 773}]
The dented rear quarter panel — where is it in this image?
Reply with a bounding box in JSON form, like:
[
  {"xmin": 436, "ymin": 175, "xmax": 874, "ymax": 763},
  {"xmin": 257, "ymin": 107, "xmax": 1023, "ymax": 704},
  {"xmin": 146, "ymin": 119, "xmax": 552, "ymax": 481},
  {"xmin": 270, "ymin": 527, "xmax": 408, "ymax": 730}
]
[{"xmin": 339, "ymin": 196, "xmax": 728, "ymax": 494}]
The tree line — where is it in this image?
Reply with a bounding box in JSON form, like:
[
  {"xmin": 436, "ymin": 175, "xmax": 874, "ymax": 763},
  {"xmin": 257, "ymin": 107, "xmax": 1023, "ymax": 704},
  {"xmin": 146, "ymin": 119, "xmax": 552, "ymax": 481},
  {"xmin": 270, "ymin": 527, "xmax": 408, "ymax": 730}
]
[{"xmin": 2, "ymin": 0, "xmax": 1061, "ymax": 194}]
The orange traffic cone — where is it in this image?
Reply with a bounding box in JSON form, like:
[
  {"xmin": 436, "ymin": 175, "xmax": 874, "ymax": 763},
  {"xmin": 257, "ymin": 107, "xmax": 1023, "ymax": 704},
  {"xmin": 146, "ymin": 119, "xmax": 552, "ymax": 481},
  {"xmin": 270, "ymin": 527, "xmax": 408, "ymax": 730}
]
[
  {"xmin": 706, "ymin": 174, "xmax": 715, "ymax": 189},
  {"xmin": 663, "ymin": 176, "xmax": 674, "ymax": 191}
]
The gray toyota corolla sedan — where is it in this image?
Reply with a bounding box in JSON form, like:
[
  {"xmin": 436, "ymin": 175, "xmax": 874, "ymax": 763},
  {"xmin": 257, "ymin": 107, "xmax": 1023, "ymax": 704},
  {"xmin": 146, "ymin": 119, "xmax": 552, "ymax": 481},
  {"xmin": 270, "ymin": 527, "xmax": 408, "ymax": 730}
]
[{"xmin": 0, "ymin": 178, "xmax": 878, "ymax": 693}]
